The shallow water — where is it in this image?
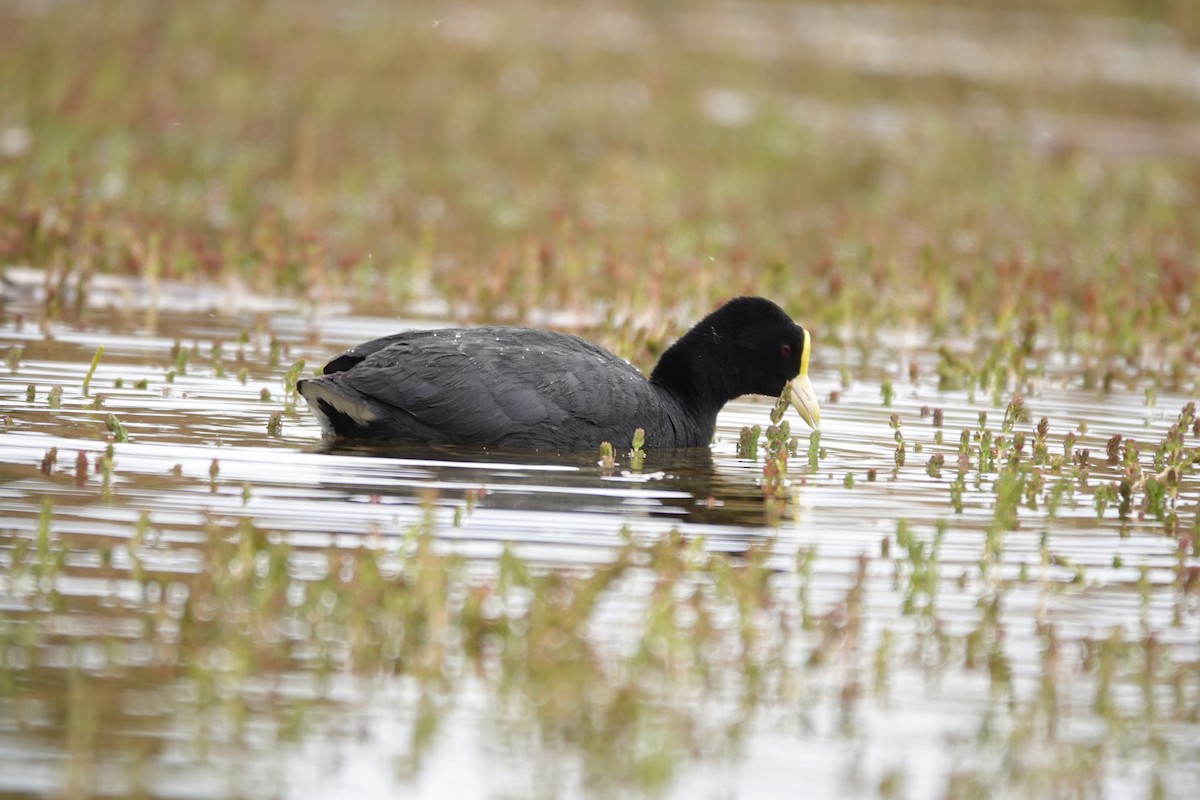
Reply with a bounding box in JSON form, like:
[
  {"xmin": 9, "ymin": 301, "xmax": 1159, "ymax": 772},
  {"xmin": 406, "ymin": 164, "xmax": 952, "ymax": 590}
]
[{"xmin": 1, "ymin": 272, "xmax": 1197, "ymax": 799}]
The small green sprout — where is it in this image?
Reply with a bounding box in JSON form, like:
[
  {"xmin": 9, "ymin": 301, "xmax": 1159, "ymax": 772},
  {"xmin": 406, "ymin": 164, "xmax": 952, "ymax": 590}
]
[
  {"xmin": 283, "ymin": 358, "xmax": 307, "ymax": 400},
  {"xmin": 105, "ymin": 413, "xmax": 129, "ymax": 442},
  {"xmin": 629, "ymin": 427, "xmax": 646, "ymax": 470},
  {"xmin": 82, "ymin": 345, "xmax": 104, "ymax": 396},
  {"xmin": 598, "ymin": 441, "xmax": 615, "ymax": 469},
  {"xmin": 738, "ymin": 425, "xmax": 760, "ymax": 460}
]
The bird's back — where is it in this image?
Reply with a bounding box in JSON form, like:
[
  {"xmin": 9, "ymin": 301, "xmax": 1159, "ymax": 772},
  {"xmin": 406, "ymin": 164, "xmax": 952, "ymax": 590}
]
[{"xmin": 298, "ymin": 327, "xmax": 686, "ymax": 449}]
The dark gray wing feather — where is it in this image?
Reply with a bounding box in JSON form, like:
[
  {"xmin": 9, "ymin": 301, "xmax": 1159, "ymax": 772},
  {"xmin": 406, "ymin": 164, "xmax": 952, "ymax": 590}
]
[{"xmin": 326, "ymin": 328, "xmax": 663, "ymax": 447}]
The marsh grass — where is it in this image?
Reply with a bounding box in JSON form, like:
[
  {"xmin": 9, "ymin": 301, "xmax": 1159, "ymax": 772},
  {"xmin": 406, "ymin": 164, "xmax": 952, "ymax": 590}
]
[
  {"xmin": 4, "ymin": 493, "xmax": 1192, "ymax": 797},
  {"xmin": 0, "ymin": 503, "xmax": 813, "ymax": 794},
  {"xmin": 2, "ymin": 1, "xmax": 1198, "ymax": 373}
]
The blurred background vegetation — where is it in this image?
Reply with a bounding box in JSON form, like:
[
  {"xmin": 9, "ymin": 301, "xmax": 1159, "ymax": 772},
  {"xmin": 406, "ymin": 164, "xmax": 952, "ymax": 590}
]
[{"xmin": 1, "ymin": 0, "xmax": 1197, "ymax": 359}]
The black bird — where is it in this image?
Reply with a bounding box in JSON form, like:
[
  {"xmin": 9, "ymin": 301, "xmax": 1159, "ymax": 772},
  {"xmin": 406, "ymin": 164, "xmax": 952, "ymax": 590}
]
[{"xmin": 297, "ymin": 296, "xmax": 820, "ymax": 450}]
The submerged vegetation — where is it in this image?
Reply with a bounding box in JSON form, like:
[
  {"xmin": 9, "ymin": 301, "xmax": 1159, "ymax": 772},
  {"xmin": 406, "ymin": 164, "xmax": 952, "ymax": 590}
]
[{"xmin": 1, "ymin": 0, "xmax": 1199, "ymax": 797}]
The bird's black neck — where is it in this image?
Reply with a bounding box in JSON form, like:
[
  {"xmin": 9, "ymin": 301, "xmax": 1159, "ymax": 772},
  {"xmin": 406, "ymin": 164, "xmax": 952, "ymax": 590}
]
[{"xmin": 648, "ymin": 326, "xmax": 732, "ymax": 427}]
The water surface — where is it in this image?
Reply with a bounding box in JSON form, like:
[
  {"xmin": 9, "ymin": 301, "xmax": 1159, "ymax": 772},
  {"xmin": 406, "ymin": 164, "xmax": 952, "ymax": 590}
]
[{"xmin": 1, "ymin": 273, "xmax": 1197, "ymax": 799}]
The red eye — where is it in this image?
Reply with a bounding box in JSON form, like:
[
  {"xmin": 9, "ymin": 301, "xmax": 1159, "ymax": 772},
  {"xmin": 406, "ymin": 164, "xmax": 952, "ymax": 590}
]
[{"xmin": 781, "ymin": 344, "xmax": 792, "ymax": 356}]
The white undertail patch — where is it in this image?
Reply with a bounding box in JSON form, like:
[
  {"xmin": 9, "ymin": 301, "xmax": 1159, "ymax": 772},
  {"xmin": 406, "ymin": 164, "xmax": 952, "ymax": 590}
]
[{"xmin": 299, "ymin": 381, "xmax": 379, "ymax": 435}]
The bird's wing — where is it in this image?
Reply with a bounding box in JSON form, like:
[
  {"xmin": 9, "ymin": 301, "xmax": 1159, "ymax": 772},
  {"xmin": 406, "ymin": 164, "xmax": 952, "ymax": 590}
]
[{"xmin": 331, "ymin": 328, "xmax": 658, "ymax": 446}]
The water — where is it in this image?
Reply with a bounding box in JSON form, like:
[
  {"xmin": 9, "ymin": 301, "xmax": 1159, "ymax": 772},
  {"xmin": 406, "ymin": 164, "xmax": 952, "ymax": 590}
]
[{"xmin": 1, "ymin": 269, "xmax": 1197, "ymax": 799}]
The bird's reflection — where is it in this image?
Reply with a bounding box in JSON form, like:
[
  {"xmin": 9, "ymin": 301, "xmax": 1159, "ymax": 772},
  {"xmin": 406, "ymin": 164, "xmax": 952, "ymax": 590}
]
[{"xmin": 313, "ymin": 439, "xmax": 790, "ymax": 529}]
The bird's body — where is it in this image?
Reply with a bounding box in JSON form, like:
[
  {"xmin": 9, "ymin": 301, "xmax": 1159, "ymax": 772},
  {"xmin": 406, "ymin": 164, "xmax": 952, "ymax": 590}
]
[{"xmin": 298, "ymin": 296, "xmax": 819, "ymax": 451}]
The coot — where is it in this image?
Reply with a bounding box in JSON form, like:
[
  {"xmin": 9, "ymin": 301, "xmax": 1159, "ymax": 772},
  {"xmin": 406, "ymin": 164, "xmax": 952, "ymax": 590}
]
[{"xmin": 297, "ymin": 296, "xmax": 820, "ymax": 450}]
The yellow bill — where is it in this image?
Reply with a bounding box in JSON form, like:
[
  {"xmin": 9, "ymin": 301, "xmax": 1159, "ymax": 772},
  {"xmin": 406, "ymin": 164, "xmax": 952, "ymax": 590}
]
[
  {"xmin": 788, "ymin": 374, "xmax": 821, "ymax": 430},
  {"xmin": 787, "ymin": 328, "xmax": 820, "ymax": 429}
]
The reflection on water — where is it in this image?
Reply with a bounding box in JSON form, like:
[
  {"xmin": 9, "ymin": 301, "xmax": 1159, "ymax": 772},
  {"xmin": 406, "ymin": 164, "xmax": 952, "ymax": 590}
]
[
  {"xmin": 2, "ymin": 276, "xmax": 1198, "ymax": 799},
  {"xmin": 315, "ymin": 439, "xmax": 799, "ymax": 532}
]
